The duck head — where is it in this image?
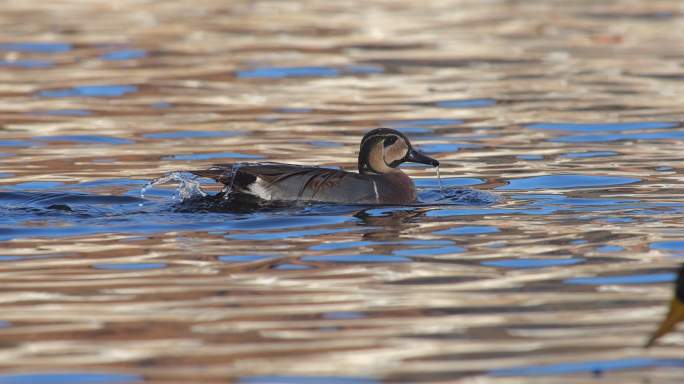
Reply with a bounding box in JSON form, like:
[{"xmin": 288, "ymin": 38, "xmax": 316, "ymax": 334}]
[{"xmin": 358, "ymin": 128, "xmax": 439, "ymax": 175}]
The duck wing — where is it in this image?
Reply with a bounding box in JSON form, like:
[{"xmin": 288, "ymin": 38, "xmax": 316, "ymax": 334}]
[{"xmin": 191, "ymin": 163, "xmax": 380, "ymax": 203}]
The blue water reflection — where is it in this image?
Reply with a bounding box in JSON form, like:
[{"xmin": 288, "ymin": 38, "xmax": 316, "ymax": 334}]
[
  {"xmin": 554, "ymin": 131, "xmax": 684, "ymax": 143},
  {"xmin": 561, "ymin": 151, "xmax": 617, "ymax": 159},
  {"xmin": 302, "ymin": 254, "xmax": 409, "ymax": 263},
  {"xmin": 0, "ymin": 59, "xmax": 52, "ymax": 68},
  {"xmin": 39, "ymin": 85, "xmax": 138, "ymax": 98},
  {"xmin": 651, "ymin": 241, "xmax": 684, "ymax": 253},
  {"xmin": 414, "ymin": 177, "xmax": 483, "ymax": 188},
  {"xmin": 564, "ymin": 272, "xmax": 676, "ymax": 285},
  {"xmin": 517, "ymin": 154, "xmax": 543, "ymax": 160},
  {"xmin": 434, "ymin": 226, "xmax": 499, "ymax": 235},
  {"xmin": 237, "ymin": 66, "xmax": 340, "ymax": 78},
  {"xmin": 436, "ymin": 98, "xmax": 496, "ymax": 108},
  {"xmin": 596, "ymin": 245, "xmax": 623, "ymax": 253},
  {"xmin": 0, "ymin": 140, "xmax": 36, "ymax": 147},
  {"xmin": 527, "ymin": 121, "xmax": 678, "ymax": 132},
  {"xmin": 0, "ymin": 372, "xmax": 140, "ymax": 384},
  {"xmin": 219, "ymin": 255, "xmax": 274, "ymax": 263},
  {"xmin": 101, "ymin": 49, "xmax": 147, "ymax": 61},
  {"xmin": 34, "ymin": 136, "xmax": 133, "ymax": 145},
  {"xmin": 482, "ymin": 258, "xmax": 583, "ymax": 269},
  {"xmin": 490, "ymin": 357, "xmax": 684, "ymax": 376},
  {"xmin": 498, "ymin": 174, "xmax": 640, "ymax": 190},
  {"xmin": 32, "ymin": 109, "xmax": 92, "ymax": 116},
  {"xmin": 237, "ymin": 65, "xmax": 383, "ymax": 79},
  {"xmin": 0, "ymin": 42, "xmax": 71, "ymax": 53},
  {"xmin": 419, "ymin": 143, "xmax": 478, "ymax": 153}
]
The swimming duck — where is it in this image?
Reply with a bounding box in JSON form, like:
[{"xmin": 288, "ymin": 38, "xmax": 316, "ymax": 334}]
[
  {"xmin": 191, "ymin": 128, "xmax": 439, "ymax": 205},
  {"xmin": 645, "ymin": 264, "xmax": 684, "ymax": 347}
]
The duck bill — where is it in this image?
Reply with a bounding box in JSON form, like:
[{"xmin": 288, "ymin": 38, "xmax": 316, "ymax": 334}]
[
  {"xmin": 405, "ymin": 149, "xmax": 439, "ymax": 167},
  {"xmin": 645, "ymin": 297, "xmax": 684, "ymax": 348}
]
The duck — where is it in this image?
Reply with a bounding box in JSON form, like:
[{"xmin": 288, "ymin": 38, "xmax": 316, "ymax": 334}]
[
  {"xmin": 191, "ymin": 128, "xmax": 439, "ymax": 205},
  {"xmin": 645, "ymin": 264, "xmax": 684, "ymax": 347}
]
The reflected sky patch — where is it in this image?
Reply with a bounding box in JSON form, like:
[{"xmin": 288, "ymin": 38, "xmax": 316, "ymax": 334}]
[
  {"xmin": 101, "ymin": 49, "xmax": 147, "ymax": 61},
  {"xmin": 561, "ymin": 151, "xmax": 617, "ymax": 159},
  {"xmin": 0, "ymin": 42, "xmax": 71, "ymax": 53},
  {"xmin": 527, "ymin": 121, "xmax": 678, "ymax": 132},
  {"xmin": 553, "ymin": 131, "xmax": 684, "ymax": 143},
  {"xmin": 490, "ymin": 357, "xmax": 684, "ymax": 377},
  {"xmin": 93, "ymin": 263, "xmax": 167, "ymax": 270},
  {"xmin": 237, "ymin": 66, "xmax": 339, "ymax": 78},
  {"xmin": 228, "ymin": 228, "xmax": 354, "ymax": 241},
  {"xmin": 151, "ymin": 101, "xmax": 173, "ymax": 109},
  {"xmin": 482, "ymin": 257, "xmax": 583, "ymax": 269},
  {"xmin": 419, "ymin": 143, "xmax": 477, "ymax": 153},
  {"xmin": 564, "ymin": 272, "xmax": 676, "ymax": 285},
  {"xmin": 394, "ymin": 246, "xmax": 464, "ymax": 256},
  {"xmin": 436, "ymin": 98, "xmax": 496, "ymax": 108},
  {"xmin": 345, "ymin": 65, "xmax": 384, "ymax": 74},
  {"xmin": 219, "ymin": 255, "xmax": 274, "ymax": 263},
  {"xmin": 7, "ymin": 181, "xmax": 65, "ymax": 190},
  {"xmin": 302, "ymin": 254, "xmax": 409, "ymax": 263},
  {"xmin": 498, "ymin": 174, "xmax": 640, "ymax": 190},
  {"xmin": 237, "ymin": 65, "xmax": 383, "ymax": 79},
  {"xmin": 309, "ymin": 239, "xmax": 453, "ymax": 251},
  {"xmin": 34, "ymin": 136, "xmax": 133, "ymax": 145},
  {"xmin": 32, "ymin": 109, "xmax": 92, "ymax": 117},
  {"xmin": 415, "ymin": 177, "xmax": 483, "ymax": 188},
  {"xmin": 651, "ymin": 241, "xmax": 684, "ymax": 253},
  {"xmin": 0, "ymin": 140, "xmax": 35, "ymax": 147},
  {"xmin": 274, "ymin": 264, "xmax": 313, "ymax": 270},
  {"xmin": 517, "ymin": 154, "xmax": 543, "ymax": 161},
  {"xmin": 322, "ymin": 311, "xmax": 365, "ymax": 320},
  {"xmin": 0, "ymin": 372, "xmax": 141, "ymax": 384},
  {"xmin": 0, "ymin": 59, "xmax": 52, "ymax": 68},
  {"xmin": 434, "ymin": 226, "xmax": 499, "ymax": 235},
  {"xmin": 596, "ymin": 245, "xmax": 624, "ymax": 253},
  {"xmin": 39, "ymin": 85, "xmax": 138, "ymax": 98}
]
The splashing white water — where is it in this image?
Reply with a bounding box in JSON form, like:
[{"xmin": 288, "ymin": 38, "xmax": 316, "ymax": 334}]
[
  {"xmin": 435, "ymin": 165, "xmax": 445, "ymax": 198},
  {"xmin": 140, "ymin": 171, "xmax": 207, "ymax": 205}
]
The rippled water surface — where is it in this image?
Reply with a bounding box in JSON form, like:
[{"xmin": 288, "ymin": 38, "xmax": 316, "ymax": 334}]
[{"xmin": 2, "ymin": 1, "xmax": 684, "ymax": 383}]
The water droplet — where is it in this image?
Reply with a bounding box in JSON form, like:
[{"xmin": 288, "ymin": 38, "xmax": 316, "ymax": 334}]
[
  {"xmin": 140, "ymin": 171, "xmax": 208, "ymax": 203},
  {"xmin": 435, "ymin": 165, "xmax": 445, "ymax": 198}
]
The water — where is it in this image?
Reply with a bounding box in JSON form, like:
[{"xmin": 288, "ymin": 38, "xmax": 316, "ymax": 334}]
[{"xmin": 1, "ymin": 0, "xmax": 684, "ymax": 383}]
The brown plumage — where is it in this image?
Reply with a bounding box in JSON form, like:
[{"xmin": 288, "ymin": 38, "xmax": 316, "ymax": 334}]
[{"xmin": 191, "ymin": 128, "xmax": 439, "ymax": 205}]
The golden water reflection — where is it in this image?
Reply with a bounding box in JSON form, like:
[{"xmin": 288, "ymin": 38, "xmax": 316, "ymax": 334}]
[{"xmin": 1, "ymin": 0, "xmax": 684, "ymax": 383}]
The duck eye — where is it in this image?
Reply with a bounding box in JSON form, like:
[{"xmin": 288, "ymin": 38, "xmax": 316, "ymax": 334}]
[{"xmin": 384, "ymin": 136, "xmax": 398, "ymax": 147}]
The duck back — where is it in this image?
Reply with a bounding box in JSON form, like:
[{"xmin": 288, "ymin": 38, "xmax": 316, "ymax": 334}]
[{"xmin": 192, "ymin": 163, "xmax": 416, "ymax": 205}]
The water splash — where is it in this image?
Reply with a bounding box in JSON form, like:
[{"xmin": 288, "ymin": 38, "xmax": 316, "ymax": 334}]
[
  {"xmin": 140, "ymin": 171, "xmax": 207, "ymax": 204},
  {"xmin": 435, "ymin": 165, "xmax": 445, "ymax": 198}
]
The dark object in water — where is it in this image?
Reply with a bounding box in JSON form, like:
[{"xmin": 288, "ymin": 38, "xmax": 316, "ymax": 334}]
[
  {"xmin": 191, "ymin": 128, "xmax": 439, "ymax": 205},
  {"xmin": 645, "ymin": 264, "xmax": 684, "ymax": 347}
]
